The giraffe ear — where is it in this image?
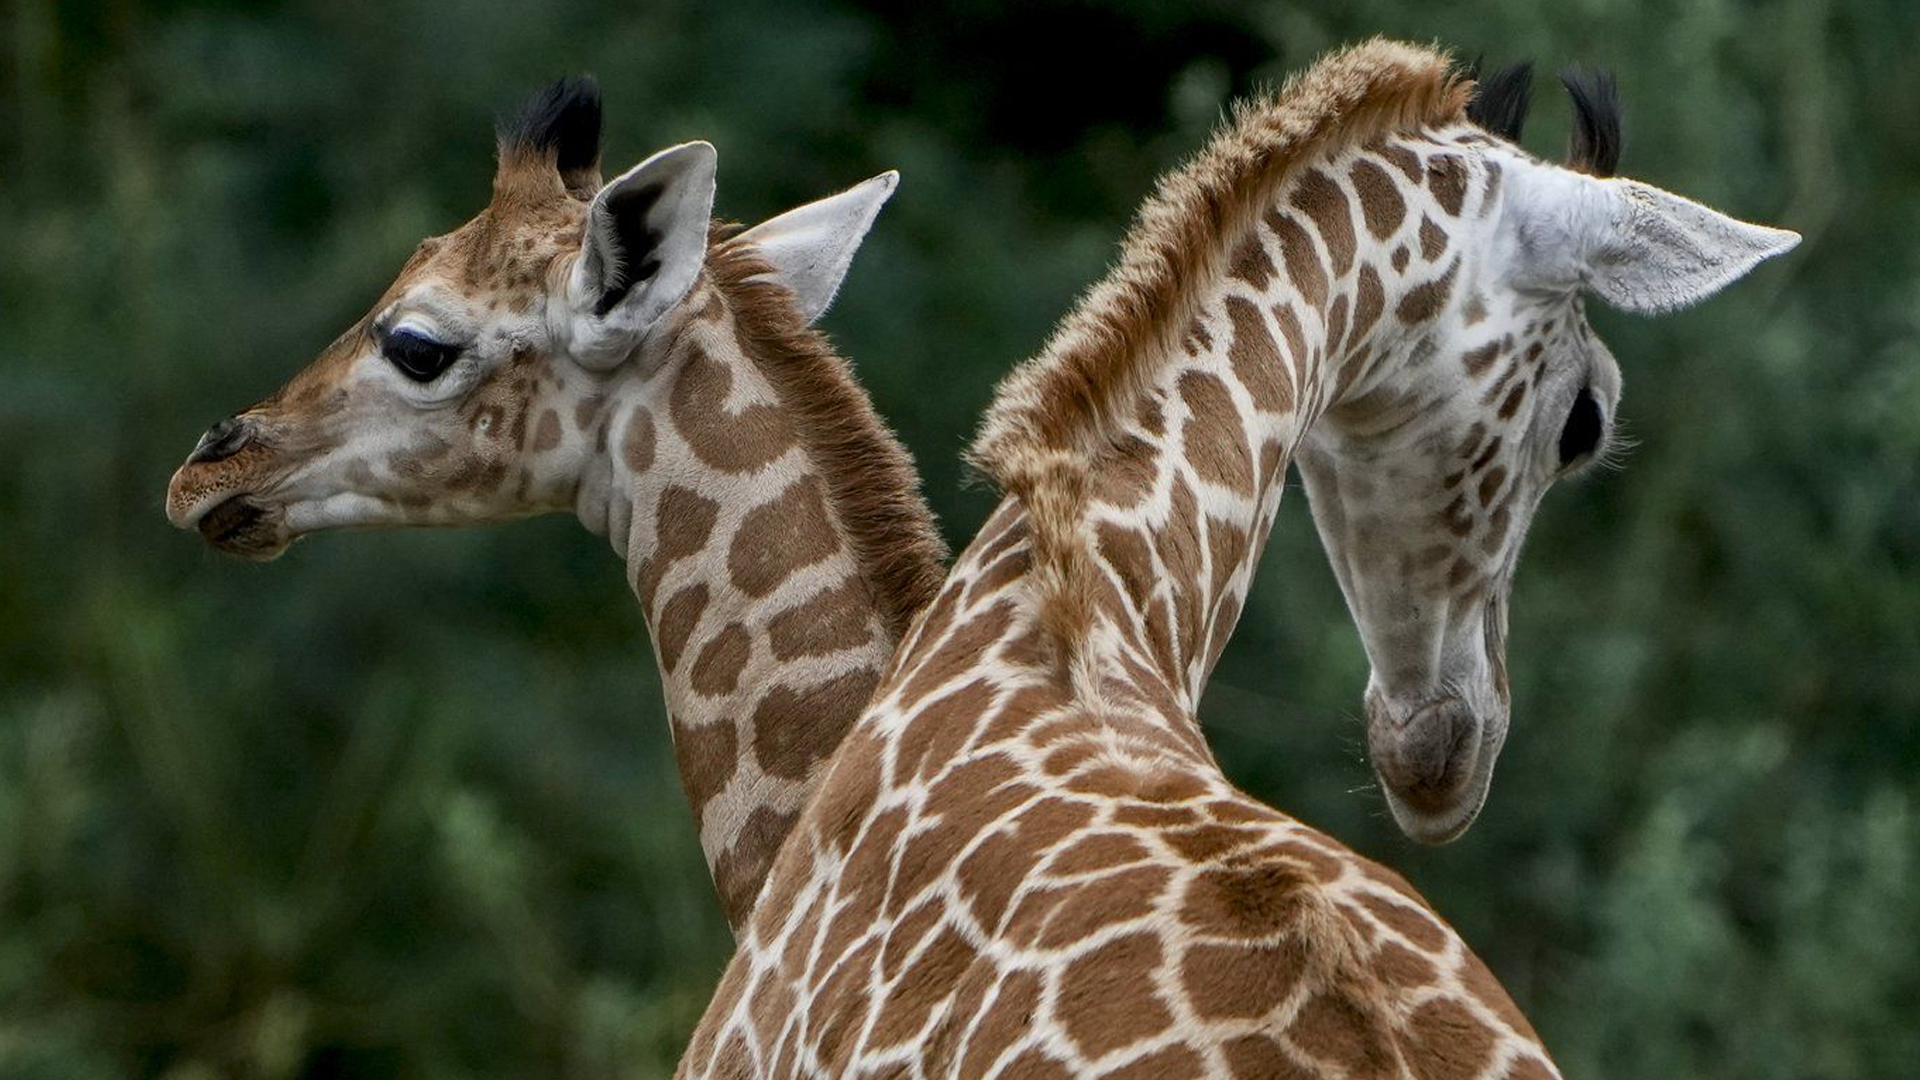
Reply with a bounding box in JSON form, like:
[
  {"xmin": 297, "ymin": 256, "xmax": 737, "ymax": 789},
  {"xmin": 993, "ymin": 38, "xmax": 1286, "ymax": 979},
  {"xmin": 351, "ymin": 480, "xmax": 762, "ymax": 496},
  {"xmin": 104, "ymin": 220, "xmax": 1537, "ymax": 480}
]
[
  {"xmin": 734, "ymin": 171, "xmax": 899, "ymax": 325},
  {"xmin": 566, "ymin": 141, "xmax": 716, "ymax": 369},
  {"xmin": 1502, "ymin": 161, "xmax": 1800, "ymax": 314},
  {"xmin": 1579, "ymin": 179, "xmax": 1800, "ymax": 313}
]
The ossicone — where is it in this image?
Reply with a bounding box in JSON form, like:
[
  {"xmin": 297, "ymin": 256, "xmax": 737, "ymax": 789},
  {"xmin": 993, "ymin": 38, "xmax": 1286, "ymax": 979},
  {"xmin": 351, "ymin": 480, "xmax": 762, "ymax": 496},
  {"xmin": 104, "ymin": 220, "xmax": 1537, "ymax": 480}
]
[{"xmin": 497, "ymin": 75, "xmax": 605, "ymax": 198}]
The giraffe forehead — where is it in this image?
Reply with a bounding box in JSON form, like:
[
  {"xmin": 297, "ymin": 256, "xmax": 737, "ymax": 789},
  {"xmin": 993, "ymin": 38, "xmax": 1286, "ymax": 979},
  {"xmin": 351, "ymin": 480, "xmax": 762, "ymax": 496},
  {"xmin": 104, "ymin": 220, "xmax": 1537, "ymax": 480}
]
[{"xmin": 406, "ymin": 200, "xmax": 585, "ymax": 312}]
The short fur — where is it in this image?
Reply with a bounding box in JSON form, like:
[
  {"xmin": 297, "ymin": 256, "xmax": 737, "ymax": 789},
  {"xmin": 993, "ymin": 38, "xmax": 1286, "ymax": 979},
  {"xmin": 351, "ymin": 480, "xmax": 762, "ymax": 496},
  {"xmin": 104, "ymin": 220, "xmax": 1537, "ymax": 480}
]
[
  {"xmin": 1560, "ymin": 66, "xmax": 1623, "ymax": 177},
  {"xmin": 708, "ymin": 236, "xmax": 950, "ymax": 640},
  {"xmin": 965, "ymin": 38, "xmax": 1472, "ymax": 687}
]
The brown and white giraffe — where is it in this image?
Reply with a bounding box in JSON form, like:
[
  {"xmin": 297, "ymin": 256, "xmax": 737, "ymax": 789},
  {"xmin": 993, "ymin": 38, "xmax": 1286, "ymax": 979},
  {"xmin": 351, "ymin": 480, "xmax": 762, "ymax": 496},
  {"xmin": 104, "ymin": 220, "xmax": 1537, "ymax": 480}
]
[
  {"xmin": 163, "ymin": 80, "xmax": 949, "ymax": 930},
  {"xmin": 677, "ymin": 41, "xmax": 1796, "ymax": 1078}
]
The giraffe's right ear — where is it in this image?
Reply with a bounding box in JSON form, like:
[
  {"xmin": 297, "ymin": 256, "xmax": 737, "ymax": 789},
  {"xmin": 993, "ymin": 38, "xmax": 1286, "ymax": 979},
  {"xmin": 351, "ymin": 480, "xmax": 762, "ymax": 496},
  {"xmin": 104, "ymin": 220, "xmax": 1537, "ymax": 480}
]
[{"xmin": 565, "ymin": 141, "xmax": 717, "ymax": 369}]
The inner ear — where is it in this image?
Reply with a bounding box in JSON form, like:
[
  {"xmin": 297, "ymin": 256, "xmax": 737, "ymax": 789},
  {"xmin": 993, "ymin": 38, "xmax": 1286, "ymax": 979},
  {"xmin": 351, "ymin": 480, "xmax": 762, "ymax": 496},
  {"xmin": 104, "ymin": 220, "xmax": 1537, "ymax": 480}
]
[{"xmin": 594, "ymin": 182, "xmax": 666, "ymax": 316}]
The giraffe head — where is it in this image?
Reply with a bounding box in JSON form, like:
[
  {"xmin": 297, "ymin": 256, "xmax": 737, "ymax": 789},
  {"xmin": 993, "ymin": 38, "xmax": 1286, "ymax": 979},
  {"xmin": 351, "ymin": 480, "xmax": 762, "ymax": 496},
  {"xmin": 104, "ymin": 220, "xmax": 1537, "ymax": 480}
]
[
  {"xmin": 1296, "ymin": 66, "xmax": 1799, "ymax": 842},
  {"xmin": 166, "ymin": 78, "xmax": 896, "ymax": 559}
]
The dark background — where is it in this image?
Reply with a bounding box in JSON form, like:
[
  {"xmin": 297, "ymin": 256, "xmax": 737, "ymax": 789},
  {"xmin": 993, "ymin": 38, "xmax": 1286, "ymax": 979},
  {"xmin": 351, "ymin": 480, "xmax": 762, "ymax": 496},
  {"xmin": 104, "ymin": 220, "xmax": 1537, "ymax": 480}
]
[{"xmin": 3, "ymin": 0, "xmax": 1916, "ymax": 1076}]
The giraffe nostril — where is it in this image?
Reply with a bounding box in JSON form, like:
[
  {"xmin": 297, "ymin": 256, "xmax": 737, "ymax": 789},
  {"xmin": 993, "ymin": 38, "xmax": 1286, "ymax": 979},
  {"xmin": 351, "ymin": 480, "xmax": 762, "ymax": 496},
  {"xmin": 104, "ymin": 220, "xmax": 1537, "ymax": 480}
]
[{"xmin": 189, "ymin": 416, "xmax": 253, "ymax": 465}]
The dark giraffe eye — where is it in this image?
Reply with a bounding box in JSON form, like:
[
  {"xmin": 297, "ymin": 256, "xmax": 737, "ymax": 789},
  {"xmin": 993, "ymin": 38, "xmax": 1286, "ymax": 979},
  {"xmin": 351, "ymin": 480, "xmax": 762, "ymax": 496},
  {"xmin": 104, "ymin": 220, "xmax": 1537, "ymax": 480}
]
[
  {"xmin": 1557, "ymin": 386, "xmax": 1604, "ymax": 468},
  {"xmin": 382, "ymin": 327, "xmax": 462, "ymax": 383}
]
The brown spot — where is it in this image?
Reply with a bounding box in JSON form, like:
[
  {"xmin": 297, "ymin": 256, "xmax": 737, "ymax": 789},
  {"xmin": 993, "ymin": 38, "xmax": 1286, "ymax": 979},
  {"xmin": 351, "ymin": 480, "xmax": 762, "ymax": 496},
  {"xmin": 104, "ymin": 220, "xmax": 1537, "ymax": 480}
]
[
  {"xmin": 896, "ymin": 600, "xmax": 1015, "ymax": 708},
  {"xmin": 1095, "ymin": 436, "xmax": 1160, "ymax": 509},
  {"xmin": 895, "ymin": 679, "xmax": 997, "ymax": 784},
  {"xmin": 1396, "ymin": 258, "xmax": 1459, "ymax": 324},
  {"xmin": 1057, "ymin": 933, "xmax": 1173, "ymax": 1059},
  {"xmin": 1225, "ymin": 296, "xmax": 1292, "ymax": 414},
  {"xmin": 1290, "ymin": 991, "xmax": 1400, "ymax": 1077},
  {"xmin": 1290, "ymin": 168, "xmax": 1356, "ymax": 276},
  {"xmin": 690, "ymin": 622, "xmax": 752, "ymax": 697},
  {"xmin": 1325, "ymin": 293, "xmax": 1350, "ymax": 358},
  {"xmin": 768, "ymin": 579, "xmax": 874, "ymax": 661},
  {"xmin": 957, "ymin": 970, "xmax": 1042, "ymax": 1080},
  {"xmin": 1269, "ymin": 211, "xmax": 1328, "ymax": 308},
  {"xmin": 1180, "ymin": 860, "xmax": 1318, "ymax": 938},
  {"xmin": 1427, "ymin": 152, "xmax": 1468, "ymax": 215},
  {"xmin": 1481, "ymin": 506, "xmax": 1511, "ymax": 554},
  {"xmin": 1406, "ymin": 996, "xmax": 1497, "ymax": 1080},
  {"xmin": 1179, "ymin": 372, "xmax": 1254, "ymax": 495},
  {"xmin": 712, "ymin": 805, "xmax": 795, "ymax": 932},
  {"xmin": 1183, "ymin": 940, "xmax": 1306, "ymax": 1020},
  {"xmin": 1356, "ymin": 891, "xmax": 1449, "ymax": 951},
  {"xmin": 1381, "ymin": 142, "xmax": 1423, "ymax": 181},
  {"xmin": 1350, "ymin": 159, "xmax": 1407, "ymax": 240},
  {"xmin": 1047, "ymin": 832, "xmax": 1152, "ymax": 876},
  {"xmin": 1228, "ymin": 233, "xmax": 1275, "ymax": 290},
  {"xmin": 1372, "ymin": 938, "xmax": 1437, "ymax": 989},
  {"xmin": 1224, "ymin": 1036, "xmax": 1316, "ymax": 1080},
  {"xmin": 656, "ymin": 485, "xmax": 719, "ymax": 562},
  {"xmin": 1418, "ymin": 215, "xmax": 1448, "ymax": 261},
  {"xmin": 1463, "ymin": 293, "xmax": 1489, "ymax": 324},
  {"xmin": 1462, "ymin": 342, "xmax": 1501, "ymax": 377},
  {"xmin": 1096, "ymin": 522, "xmax": 1158, "ymax": 627},
  {"xmin": 728, "ymin": 476, "xmax": 842, "ymax": 597},
  {"xmin": 621, "ymin": 408, "xmax": 655, "ymax": 472},
  {"xmin": 530, "ymin": 408, "xmax": 561, "ymax": 452},
  {"xmin": 669, "ymin": 346, "xmax": 798, "ymax": 473},
  {"xmin": 670, "ymin": 713, "xmax": 737, "ymax": 822},
  {"xmin": 1498, "ymin": 382, "xmax": 1527, "ymax": 419},
  {"xmin": 1349, "ymin": 265, "xmax": 1385, "ymax": 352},
  {"xmin": 1481, "ymin": 159, "xmax": 1504, "ymax": 215},
  {"xmin": 1477, "ymin": 466, "xmax": 1508, "ymax": 508},
  {"xmin": 1024, "ymin": 865, "xmax": 1169, "ymax": 950},
  {"xmin": 1390, "ymin": 245, "xmax": 1411, "ymax": 272},
  {"xmin": 655, "ymin": 583, "xmax": 709, "ymax": 672},
  {"xmin": 868, "ymin": 925, "xmax": 977, "ymax": 1048},
  {"xmin": 750, "ymin": 667, "xmax": 879, "ymax": 781}
]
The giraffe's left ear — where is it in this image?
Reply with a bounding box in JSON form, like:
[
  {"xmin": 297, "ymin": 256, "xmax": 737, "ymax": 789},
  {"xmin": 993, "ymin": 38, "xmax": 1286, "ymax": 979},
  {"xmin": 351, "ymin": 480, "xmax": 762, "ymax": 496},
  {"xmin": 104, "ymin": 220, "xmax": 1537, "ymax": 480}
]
[
  {"xmin": 1503, "ymin": 162, "xmax": 1800, "ymax": 314},
  {"xmin": 566, "ymin": 141, "xmax": 717, "ymax": 369},
  {"xmin": 734, "ymin": 171, "xmax": 899, "ymax": 325}
]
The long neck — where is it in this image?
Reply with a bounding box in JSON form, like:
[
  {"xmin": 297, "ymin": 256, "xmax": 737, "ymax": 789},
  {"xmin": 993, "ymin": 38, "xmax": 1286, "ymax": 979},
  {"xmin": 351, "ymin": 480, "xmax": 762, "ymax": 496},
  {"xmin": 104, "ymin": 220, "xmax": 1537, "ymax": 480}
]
[
  {"xmin": 1078, "ymin": 130, "xmax": 1488, "ymax": 708},
  {"xmin": 575, "ymin": 267, "xmax": 945, "ymax": 932}
]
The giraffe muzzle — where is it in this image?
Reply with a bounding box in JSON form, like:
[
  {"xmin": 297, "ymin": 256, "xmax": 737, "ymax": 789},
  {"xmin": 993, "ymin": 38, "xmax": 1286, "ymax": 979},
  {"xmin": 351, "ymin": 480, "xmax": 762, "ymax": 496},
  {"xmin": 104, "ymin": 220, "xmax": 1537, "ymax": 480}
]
[{"xmin": 1365, "ymin": 696, "xmax": 1502, "ymax": 844}]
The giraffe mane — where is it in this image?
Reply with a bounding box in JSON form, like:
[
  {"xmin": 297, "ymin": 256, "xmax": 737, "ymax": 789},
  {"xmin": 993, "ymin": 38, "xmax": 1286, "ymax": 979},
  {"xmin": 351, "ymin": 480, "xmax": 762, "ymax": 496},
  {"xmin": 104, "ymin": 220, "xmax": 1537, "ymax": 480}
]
[
  {"xmin": 964, "ymin": 38, "xmax": 1472, "ymax": 684},
  {"xmin": 706, "ymin": 233, "xmax": 951, "ymax": 641}
]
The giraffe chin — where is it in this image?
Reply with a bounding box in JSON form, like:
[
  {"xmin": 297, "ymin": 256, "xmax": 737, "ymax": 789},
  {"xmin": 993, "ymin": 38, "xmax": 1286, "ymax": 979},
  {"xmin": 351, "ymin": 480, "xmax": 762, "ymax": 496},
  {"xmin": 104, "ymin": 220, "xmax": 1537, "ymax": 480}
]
[
  {"xmin": 195, "ymin": 496, "xmax": 294, "ymax": 562},
  {"xmin": 1366, "ymin": 696, "xmax": 1504, "ymax": 845}
]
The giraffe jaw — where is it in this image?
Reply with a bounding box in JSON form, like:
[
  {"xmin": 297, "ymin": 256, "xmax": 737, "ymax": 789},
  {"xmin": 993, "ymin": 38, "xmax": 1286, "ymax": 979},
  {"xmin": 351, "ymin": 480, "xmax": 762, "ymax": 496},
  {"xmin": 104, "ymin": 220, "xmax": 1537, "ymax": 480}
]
[{"xmin": 190, "ymin": 494, "xmax": 294, "ymax": 561}]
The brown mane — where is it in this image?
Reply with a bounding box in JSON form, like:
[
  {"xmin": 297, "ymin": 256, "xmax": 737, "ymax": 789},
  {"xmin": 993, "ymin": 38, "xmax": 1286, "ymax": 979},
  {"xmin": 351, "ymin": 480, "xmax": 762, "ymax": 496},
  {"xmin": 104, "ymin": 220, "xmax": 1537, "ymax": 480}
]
[
  {"xmin": 964, "ymin": 39, "xmax": 1471, "ymax": 681},
  {"xmin": 706, "ymin": 234, "xmax": 950, "ymax": 640}
]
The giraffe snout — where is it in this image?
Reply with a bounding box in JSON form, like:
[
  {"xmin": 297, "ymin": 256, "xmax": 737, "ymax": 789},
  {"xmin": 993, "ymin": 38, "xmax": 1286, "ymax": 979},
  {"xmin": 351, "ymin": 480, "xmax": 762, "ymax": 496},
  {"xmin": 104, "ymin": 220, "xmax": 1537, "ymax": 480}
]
[{"xmin": 1366, "ymin": 695, "xmax": 1502, "ymax": 845}]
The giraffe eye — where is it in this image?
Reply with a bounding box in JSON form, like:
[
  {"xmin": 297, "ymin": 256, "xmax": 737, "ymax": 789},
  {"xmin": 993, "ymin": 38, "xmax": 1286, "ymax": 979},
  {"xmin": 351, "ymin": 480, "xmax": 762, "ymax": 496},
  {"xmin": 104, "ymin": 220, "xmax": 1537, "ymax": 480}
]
[
  {"xmin": 1557, "ymin": 386, "xmax": 1604, "ymax": 468},
  {"xmin": 382, "ymin": 327, "xmax": 462, "ymax": 383}
]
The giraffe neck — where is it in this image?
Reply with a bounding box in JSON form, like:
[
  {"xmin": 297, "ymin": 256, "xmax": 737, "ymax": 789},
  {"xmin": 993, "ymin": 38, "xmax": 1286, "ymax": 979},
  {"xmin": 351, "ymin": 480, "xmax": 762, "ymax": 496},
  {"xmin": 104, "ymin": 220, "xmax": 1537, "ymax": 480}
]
[
  {"xmin": 573, "ymin": 260, "xmax": 945, "ymax": 932},
  {"xmin": 1079, "ymin": 129, "xmax": 1491, "ymax": 707}
]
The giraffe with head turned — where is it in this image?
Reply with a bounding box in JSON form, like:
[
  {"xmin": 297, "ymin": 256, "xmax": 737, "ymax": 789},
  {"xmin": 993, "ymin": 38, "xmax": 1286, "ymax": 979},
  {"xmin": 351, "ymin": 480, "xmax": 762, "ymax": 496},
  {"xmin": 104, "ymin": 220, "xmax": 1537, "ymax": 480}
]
[
  {"xmin": 677, "ymin": 40, "xmax": 1796, "ymax": 1078},
  {"xmin": 163, "ymin": 79, "xmax": 949, "ymax": 930}
]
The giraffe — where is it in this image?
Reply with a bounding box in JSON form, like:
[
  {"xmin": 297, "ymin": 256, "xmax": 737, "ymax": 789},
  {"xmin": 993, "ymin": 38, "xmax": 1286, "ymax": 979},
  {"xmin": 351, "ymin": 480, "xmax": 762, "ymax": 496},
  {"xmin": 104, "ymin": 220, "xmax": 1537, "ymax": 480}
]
[
  {"xmin": 676, "ymin": 41, "xmax": 1796, "ymax": 1078},
  {"xmin": 162, "ymin": 79, "xmax": 949, "ymax": 932}
]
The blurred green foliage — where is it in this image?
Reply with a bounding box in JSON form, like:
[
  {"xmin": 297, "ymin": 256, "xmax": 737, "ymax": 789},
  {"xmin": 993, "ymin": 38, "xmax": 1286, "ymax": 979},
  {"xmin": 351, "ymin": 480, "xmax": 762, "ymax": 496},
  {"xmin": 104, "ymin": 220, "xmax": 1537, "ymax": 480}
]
[{"xmin": 3, "ymin": 0, "xmax": 1917, "ymax": 1076}]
